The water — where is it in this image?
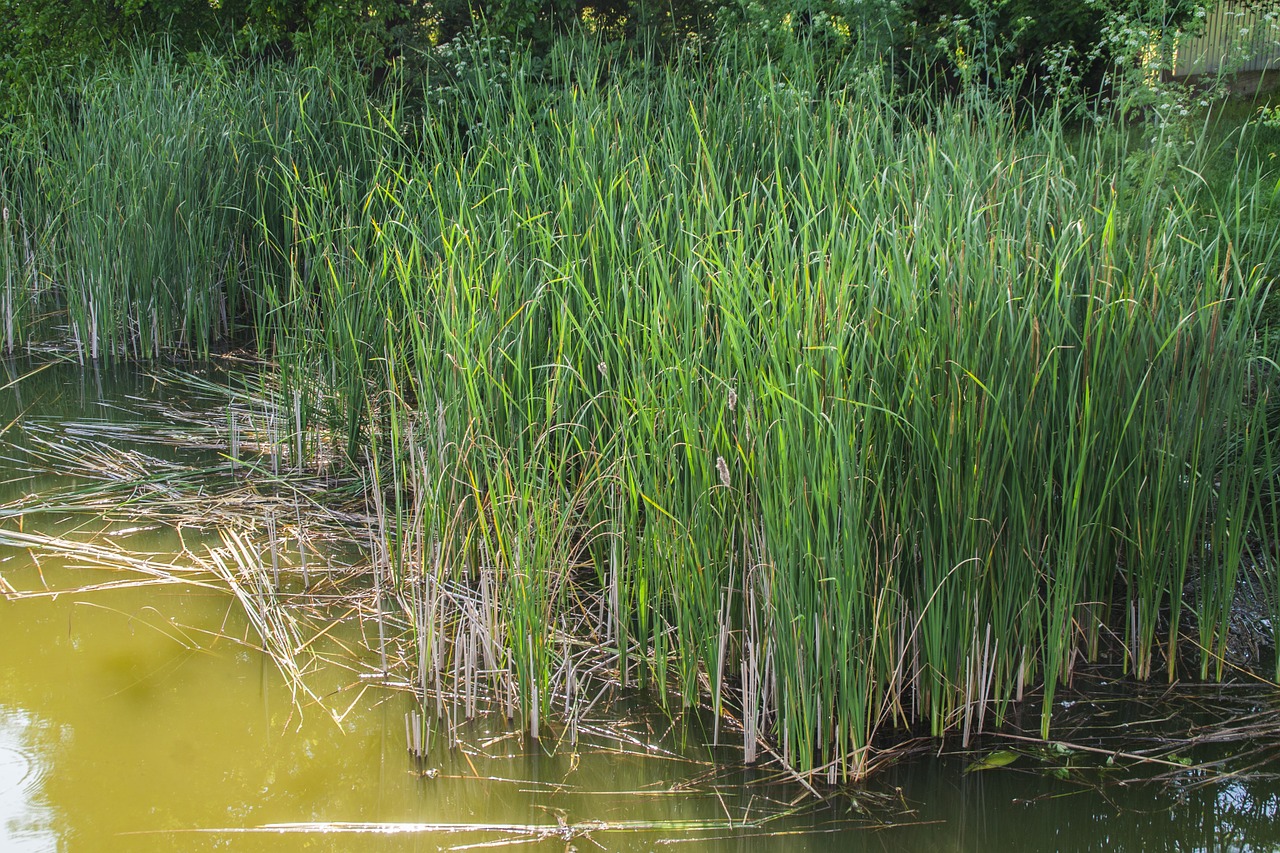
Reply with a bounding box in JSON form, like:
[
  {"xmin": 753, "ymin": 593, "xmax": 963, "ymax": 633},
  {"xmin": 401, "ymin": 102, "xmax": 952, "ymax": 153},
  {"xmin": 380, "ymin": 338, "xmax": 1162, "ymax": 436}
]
[{"xmin": 2, "ymin": 360, "xmax": 1279, "ymax": 852}]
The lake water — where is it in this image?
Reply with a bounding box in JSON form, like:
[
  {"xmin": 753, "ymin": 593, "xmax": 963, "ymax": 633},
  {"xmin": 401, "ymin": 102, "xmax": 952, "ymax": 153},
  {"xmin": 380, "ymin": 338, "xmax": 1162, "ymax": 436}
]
[{"xmin": 2, "ymin": 361, "xmax": 1278, "ymax": 852}]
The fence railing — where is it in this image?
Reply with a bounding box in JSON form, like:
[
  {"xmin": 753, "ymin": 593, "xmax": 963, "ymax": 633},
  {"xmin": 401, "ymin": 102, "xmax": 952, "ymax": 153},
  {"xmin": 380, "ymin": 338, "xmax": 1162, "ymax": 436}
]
[{"xmin": 1173, "ymin": 2, "xmax": 1280, "ymax": 76}]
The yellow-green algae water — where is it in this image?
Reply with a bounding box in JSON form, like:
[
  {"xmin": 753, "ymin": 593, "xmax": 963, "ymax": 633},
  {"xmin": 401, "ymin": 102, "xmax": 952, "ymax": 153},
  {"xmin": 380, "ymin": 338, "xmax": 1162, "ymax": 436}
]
[
  {"xmin": 2, "ymin": 362, "xmax": 1280, "ymax": 852},
  {"xmin": 0, "ymin": 532, "xmax": 854, "ymax": 852}
]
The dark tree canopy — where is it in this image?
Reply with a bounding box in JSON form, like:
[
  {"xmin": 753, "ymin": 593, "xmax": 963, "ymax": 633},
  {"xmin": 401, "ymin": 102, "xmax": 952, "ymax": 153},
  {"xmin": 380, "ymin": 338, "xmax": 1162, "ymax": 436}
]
[
  {"xmin": 901, "ymin": 0, "xmax": 1204, "ymax": 97},
  {"xmin": 0, "ymin": 0, "xmax": 1210, "ymax": 110},
  {"xmin": 0, "ymin": 0, "xmax": 433, "ymax": 96}
]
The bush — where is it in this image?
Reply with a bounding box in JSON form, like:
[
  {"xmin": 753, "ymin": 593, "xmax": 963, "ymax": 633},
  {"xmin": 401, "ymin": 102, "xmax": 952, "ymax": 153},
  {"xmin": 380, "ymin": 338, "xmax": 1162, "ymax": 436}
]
[
  {"xmin": 900, "ymin": 0, "xmax": 1206, "ymax": 101},
  {"xmin": 0, "ymin": 0, "xmax": 432, "ymax": 115}
]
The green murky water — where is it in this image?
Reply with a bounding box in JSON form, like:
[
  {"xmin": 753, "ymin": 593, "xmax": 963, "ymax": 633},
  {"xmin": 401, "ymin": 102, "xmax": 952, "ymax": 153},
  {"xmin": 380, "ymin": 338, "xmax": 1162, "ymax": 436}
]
[{"xmin": 2, "ymin": 362, "xmax": 1280, "ymax": 852}]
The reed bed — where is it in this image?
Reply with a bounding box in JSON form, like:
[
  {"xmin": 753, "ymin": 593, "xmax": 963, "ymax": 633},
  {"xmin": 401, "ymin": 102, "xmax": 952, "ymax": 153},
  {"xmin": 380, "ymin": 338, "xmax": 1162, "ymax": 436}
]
[{"xmin": 2, "ymin": 41, "xmax": 1279, "ymax": 782}]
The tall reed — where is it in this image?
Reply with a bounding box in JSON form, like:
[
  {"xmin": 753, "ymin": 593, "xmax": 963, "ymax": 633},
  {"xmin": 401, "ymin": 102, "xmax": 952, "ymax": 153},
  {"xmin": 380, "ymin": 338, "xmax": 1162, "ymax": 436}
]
[
  {"xmin": 0, "ymin": 128, "xmax": 47, "ymax": 352},
  {"xmin": 3, "ymin": 40, "xmax": 1278, "ymax": 780},
  {"xmin": 8, "ymin": 51, "xmax": 246, "ymax": 359}
]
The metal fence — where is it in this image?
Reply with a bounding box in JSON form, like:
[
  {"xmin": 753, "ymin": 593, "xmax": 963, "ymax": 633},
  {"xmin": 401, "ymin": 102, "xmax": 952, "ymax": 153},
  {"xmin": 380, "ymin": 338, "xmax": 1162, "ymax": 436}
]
[{"xmin": 1173, "ymin": 2, "xmax": 1280, "ymax": 76}]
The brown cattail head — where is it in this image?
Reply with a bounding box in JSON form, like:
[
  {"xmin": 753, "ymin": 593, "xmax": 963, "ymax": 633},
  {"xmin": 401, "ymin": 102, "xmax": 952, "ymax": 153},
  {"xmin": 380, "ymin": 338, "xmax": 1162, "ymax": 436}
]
[{"xmin": 716, "ymin": 455, "xmax": 731, "ymax": 488}]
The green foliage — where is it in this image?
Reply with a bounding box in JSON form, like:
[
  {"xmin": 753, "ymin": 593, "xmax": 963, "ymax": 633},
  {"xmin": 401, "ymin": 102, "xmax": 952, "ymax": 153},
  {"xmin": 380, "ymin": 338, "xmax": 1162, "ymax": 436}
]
[
  {"xmin": 0, "ymin": 0, "xmax": 216, "ymax": 104},
  {"xmin": 4, "ymin": 41, "xmax": 1280, "ymax": 780},
  {"xmin": 0, "ymin": 0, "xmax": 431, "ymax": 114},
  {"xmin": 0, "ymin": 0, "xmax": 1243, "ymax": 120},
  {"xmin": 12, "ymin": 49, "xmax": 246, "ymax": 358},
  {"xmin": 901, "ymin": 0, "xmax": 1207, "ymax": 100},
  {"xmin": 711, "ymin": 0, "xmax": 904, "ymax": 77}
]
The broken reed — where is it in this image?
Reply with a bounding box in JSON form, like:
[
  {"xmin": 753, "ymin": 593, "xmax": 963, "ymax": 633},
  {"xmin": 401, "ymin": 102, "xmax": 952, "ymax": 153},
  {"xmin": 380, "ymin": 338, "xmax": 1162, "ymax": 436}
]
[{"xmin": 3, "ymin": 42, "xmax": 1280, "ymax": 780}]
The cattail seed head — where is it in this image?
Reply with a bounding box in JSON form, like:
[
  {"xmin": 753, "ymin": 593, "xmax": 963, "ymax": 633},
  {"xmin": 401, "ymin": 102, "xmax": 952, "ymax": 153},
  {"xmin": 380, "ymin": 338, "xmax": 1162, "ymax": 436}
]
[
  {"xmin": 716, "ymin": 455, "xmax": 730, "ymax": 488},
  {"xmin": 727, "ymin": 388, "xmax": 737, "ymax": 411}
]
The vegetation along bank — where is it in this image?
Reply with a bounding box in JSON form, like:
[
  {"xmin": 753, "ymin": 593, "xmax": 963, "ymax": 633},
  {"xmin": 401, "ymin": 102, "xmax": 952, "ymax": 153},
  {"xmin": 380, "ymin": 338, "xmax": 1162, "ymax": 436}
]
[{"xmin": 2, "ymin": 2, "xmax": 1280, "ymax": 784}]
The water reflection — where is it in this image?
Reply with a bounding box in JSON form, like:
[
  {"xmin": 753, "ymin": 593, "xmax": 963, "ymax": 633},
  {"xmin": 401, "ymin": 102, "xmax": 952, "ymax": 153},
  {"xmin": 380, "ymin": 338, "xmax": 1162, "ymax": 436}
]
[
  {"xmin": 869, "ymin": 748, "xmax": 1280, "ymax": 853},
  {"xmin": 0, "ymin": 707, "xmax": 60, "ymax": 852}
]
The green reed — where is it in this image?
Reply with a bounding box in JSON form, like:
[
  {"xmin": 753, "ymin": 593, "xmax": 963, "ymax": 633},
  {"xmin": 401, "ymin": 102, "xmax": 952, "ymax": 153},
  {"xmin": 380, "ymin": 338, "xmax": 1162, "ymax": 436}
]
[
  {"xmin": 0, "ymin": 124, "xmax": 53, "ymax": 353},
  {"xmin": 18, "ymin": 51, "xmax": 246, "ymax": 359},
  {"xmin": 0, "ymin": 166, "xmax": 28, "ymax": 353},
  {"xmin": 2, "ymin": 40, "xmax": 1278, "ymax": 780}
]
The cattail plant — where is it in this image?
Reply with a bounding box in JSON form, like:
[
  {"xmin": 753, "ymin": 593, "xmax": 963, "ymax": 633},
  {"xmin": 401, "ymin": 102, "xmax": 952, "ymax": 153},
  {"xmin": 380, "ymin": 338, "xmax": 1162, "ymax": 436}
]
[{"xmin": 2, "ymin": 37, "xmax": 1278, "ymax": 782}]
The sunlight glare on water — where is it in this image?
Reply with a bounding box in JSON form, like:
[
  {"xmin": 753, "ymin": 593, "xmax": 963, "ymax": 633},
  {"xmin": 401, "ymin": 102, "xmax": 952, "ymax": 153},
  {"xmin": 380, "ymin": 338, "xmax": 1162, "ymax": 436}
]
[{"xmin": 0, "ymin": 708, "xmax": 58, "ymax": 853}]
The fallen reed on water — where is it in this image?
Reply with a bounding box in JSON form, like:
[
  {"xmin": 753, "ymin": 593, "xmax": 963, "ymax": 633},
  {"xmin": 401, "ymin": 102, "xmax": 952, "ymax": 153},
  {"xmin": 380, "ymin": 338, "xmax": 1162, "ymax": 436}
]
[{"xmin": 2, "ymin": 39, "xmax": 1279, "ymax": 781}]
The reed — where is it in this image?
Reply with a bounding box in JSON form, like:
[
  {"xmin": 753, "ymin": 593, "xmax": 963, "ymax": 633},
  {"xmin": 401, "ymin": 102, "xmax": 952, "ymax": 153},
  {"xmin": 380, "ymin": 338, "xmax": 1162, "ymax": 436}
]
[
  {"xmin": 0, "ymin": 133, "xmax": 47, "ymax": 352},
  {"xmin": 2, "ymin": 38, "xmax": 1278, "ymax": 781},
  {"xmin": 24, "ymin": 52, "xmax": 243, "ymax": 357}
]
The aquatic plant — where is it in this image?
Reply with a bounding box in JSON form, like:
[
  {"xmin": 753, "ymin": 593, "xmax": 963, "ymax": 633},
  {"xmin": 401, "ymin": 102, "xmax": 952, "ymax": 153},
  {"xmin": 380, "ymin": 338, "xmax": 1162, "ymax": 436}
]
[{"xmin": 1, "ymin": 40, "xmax": 1278, "ymax": 781}]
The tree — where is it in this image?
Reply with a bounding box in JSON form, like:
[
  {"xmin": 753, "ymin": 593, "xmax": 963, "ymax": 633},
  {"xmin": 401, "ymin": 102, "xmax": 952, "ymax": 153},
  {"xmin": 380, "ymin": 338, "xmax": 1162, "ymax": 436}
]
[
  {"xmin": 900, "ymin": 0, "xmax": 1205, "ymax": 98},
  {"xmin": 0, "ymin": 0, "xmax": 434, "ymax": 112}
]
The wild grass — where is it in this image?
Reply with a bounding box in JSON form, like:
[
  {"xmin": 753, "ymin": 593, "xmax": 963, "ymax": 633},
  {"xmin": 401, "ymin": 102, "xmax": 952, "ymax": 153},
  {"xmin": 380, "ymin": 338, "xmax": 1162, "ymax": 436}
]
[
  {"xmin": 21, "ymin": 52, "xmax": 247, "ymax": 358},
  {"xmin": 2, "ymin": 40, "xmax": 1279, "ymax": 781}
]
